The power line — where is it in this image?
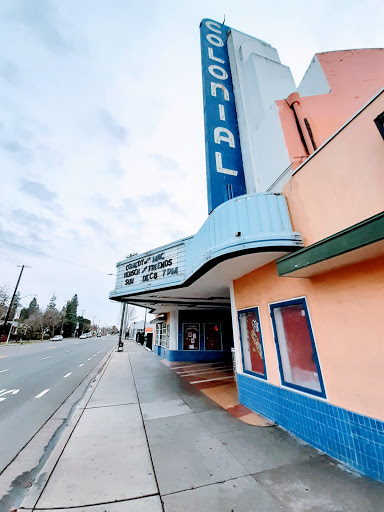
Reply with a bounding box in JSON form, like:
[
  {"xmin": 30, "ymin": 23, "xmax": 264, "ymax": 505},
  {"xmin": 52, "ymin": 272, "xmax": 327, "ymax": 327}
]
[{"xmin": 0, "ymin": 239, "xmax": 111, "ymax": 275}]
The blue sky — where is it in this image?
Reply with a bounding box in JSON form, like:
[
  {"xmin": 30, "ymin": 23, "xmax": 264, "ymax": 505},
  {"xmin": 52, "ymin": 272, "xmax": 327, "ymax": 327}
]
[{"xmin": 0, "ymin": 0, "xmax": 383, "ymax": 325}]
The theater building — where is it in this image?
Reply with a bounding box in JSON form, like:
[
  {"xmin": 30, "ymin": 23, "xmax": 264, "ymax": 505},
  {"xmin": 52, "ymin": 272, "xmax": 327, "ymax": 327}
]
[{"xmin": 110, "ymin": 19, "xmax": 384, "ymax": 481}]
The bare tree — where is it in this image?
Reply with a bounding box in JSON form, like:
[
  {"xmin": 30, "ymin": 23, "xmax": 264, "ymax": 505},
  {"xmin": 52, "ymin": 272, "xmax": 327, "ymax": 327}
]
[
  {"xmin": 25, "ymin": 311, "xmax": 45, "ymax": 341},
  {"xmin": 0, "ymin": 285, "xmax": 10, "ymax": 320},
  {"xmin": 44, "ymin": 308, "xmax": 61, "ymax": 337}
]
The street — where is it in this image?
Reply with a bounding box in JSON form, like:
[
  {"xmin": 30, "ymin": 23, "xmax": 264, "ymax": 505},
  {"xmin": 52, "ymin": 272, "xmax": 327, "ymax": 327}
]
[{"xmin": 0, "ymin": 335, "xmax": 116, "ymax": 474}]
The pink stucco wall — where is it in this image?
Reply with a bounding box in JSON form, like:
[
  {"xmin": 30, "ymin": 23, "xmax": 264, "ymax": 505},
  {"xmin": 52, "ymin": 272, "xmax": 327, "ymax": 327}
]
[
  {"xmin": 283, "ymin": 91, "xmax": 384, "ymax": 246},
  {"xmin": 233, "ymin": 86, "xmax": 384, "ymax": 421},
  {"xmin": 278, "ymin": 49, "xmax": 384, "ymax": 170},
  {"xmin": 234, "ymin": 256, "xmax": 384, "ymax": 421}
]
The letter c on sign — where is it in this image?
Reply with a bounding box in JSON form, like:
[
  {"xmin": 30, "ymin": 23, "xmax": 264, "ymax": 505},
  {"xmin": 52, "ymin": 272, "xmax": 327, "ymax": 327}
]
[
  {"xmin": 208, "ymin": 65, "xmax": 228, "ymax": 80},
  {"xmin": 206, "ymin": 34, "xmax": 224, "ymax": 47},
  {"xmin": 205, "ymin": 21, "xmax": 221, "ymax": 34}
]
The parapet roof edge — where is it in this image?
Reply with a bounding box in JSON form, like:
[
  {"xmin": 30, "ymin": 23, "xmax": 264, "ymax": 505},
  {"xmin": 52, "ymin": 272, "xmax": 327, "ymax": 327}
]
[
  {"xmin": 227, "ymin": 27, "xmax": 271, "ymax": 48},
  {"xmin": 316, "ymin": 48, "xmax": 384, "ymax": 55},
  {"xmin": 292, "ymin": 86, "xmax": 384, "ymax": 177}
]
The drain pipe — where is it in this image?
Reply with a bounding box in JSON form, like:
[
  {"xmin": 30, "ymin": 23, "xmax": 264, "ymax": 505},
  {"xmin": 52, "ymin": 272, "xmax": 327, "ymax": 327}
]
[{"xmin": 287, "ymin": 92, "xmax": 315, "ymax": 155}]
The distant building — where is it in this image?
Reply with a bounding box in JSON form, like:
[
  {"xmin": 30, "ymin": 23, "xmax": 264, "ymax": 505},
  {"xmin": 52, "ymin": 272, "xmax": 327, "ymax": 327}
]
[
  {"xmin": 129, "ymin": 320, "xmax": 153, "ymax": 340},
  {"xmin": 110, "ymin": 20, "xmax": 384, "ymax": 481}
]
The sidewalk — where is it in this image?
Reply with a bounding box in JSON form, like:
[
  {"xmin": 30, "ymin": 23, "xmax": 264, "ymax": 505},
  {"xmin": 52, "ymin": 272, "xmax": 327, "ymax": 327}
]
[{"xmin": 21, "ymin": 341, "xmax": 384, "ymax": 511}]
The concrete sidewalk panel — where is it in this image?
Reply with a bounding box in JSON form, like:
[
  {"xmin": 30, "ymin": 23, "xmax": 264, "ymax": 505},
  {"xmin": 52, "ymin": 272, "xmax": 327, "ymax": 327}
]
[
  {"xmin": 36, "ymin": 495, "xmax": 163, "ymax": 511},
  {"xmin": 195, "ymin": 408, "xmax": 252, "ymax": 435},
  {"xmin": 141, "ymin": 398, "xmax": 193, "ymax": 420},
  {"xmin": 35, "ymin": 404, "xmax": 157, "ymax": 509},
  {"xmin": 144, "ymin": 412, "xmax": 214, "ymax": 447},
  {"xmin": 254, "ymin": 455, "xmax": 384, "ymax": 512},
  {"xmin": 150, "ymin": 435, "xmax": 248, "ymax": 495},
  {"xmin": 87, "ymin": 352, "xmax": 138, "ymax": 408},
  {"xmin": 217, "ymin": 425, "xmax": 320, "ymax": 474},
  {"xmin": 137, "ymin": 387, "xmax": 181, "ymax": 404},
  {"xmin": 162, "ymin": 475, "xmax": 287, "ymax": 512},
  {"xmin": 180, "ymin": 392, "xmax": 222, "ymax": 413}
]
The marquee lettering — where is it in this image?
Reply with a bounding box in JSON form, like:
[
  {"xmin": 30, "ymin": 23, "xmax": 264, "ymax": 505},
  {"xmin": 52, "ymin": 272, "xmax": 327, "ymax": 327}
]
[
  {"xmin": 214, "ymin": 127, "xmax": 235, "ymax": 147},
  {"xmin": 208, "ymin": 65, "xmax": 228, "ymax": 80},
  {"xmin": 206, "ymin": 34, "xmax": 224, "ymax": 47}
]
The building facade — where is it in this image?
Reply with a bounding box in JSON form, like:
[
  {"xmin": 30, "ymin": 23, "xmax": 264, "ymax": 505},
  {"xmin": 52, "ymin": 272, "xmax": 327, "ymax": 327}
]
[{"xmin": 110, "ymin": 19, "xmax": 384, "ymax": 481}]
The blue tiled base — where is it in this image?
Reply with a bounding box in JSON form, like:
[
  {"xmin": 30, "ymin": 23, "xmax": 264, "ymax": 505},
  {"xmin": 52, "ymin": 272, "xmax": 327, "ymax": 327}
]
[
  {"xmin": 154, "ymin": 346, "xmax": 231, "ymax": 362},
  {"xmin": 237, "ymin": 374, "xmax": 384, "ymax": 482}
]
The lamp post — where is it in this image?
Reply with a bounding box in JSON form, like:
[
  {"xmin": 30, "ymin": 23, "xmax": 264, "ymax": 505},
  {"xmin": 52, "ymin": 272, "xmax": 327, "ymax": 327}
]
[{"xmin": 118, "ymin": 303, "xmax": 126, "ymax": 352}]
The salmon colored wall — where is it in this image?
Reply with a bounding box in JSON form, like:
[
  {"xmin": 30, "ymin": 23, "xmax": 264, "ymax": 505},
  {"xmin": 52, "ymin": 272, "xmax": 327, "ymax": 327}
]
[
  {"xmin": 318, "ymin": 50, "xmax": 384, "ymax": 98},
  {"xmin": 283, "ymin": 92, "xmax": 384, "ymax": 246},
  {"xmin": 278, "ymin": 50, "xmax": 384, "ymax": 169},
  {"xmin": 233, "ymin": 257, "xmax": 384, "ymax": 420}
]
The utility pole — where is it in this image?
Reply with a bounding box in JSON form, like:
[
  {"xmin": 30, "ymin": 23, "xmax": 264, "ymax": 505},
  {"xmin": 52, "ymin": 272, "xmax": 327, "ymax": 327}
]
[
  {"xmin": 1, "ymin": 265, "xmax": 30, "ymax": 337},
  {"xmin": 118, "ymin": 303, "xmax": 126, "ymax": 352},
  {"xmin": 80, "ymin": 309, "xmax": 85, "ymax": 335}
]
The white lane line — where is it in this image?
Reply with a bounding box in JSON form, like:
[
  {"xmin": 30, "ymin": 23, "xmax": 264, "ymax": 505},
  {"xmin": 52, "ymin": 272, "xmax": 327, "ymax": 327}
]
[
  {"xmin": 0, "ymin": 389, "xmax": 19, "ymax": 397},
  {"xmin": 93, "ymin": 354, "xmax": 97, "ymax": 357},
  {"xmin": 0, "ymin": 398, "xmax": 6, "ymax": 402},
  {"xmin": 79, "ymin": 364, "xmax": 84, "ymax": 367},
  {"xmin": 63, "ymin": 372, "xmax": 72, "ymax": 378},
  {"xmin": 36, "ymin": 389, "xmax": 50, "ymax": 398},
  {"xmin": 65, "ymin": 350, "xmax": 71, "ymax": 353},
  {"xmin": 0, "ymin": 369, "xmax": 10, "ymax": 373},
  {"xmin": 42, "ymin": 356, "xmax": 52, "ymax": 360},
  {"xmin": 88, "ymin": 358, "xmax": 91, "ymax": 361},
  {"xmin": 189, "ymin": 376, "xmax": 234, "ymax": 384}
]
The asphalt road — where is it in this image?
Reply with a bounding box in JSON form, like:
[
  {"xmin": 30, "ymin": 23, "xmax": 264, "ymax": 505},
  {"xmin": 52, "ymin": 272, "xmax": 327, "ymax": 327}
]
[{"xmin": 0, "ymin": 335, "xmax": 117, "ymax": 473}]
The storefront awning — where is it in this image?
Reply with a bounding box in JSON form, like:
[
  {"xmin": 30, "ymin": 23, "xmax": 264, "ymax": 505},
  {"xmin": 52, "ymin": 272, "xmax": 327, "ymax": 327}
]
[{"xmin": 276, "ymin": 211, "xmax": 384, "ymax": 278}]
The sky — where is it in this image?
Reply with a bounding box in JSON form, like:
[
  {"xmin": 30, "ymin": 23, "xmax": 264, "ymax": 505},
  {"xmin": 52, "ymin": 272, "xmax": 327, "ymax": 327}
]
[{"xmin": 0, "ymin": 0, "xmax": 383, "ymax": 327}]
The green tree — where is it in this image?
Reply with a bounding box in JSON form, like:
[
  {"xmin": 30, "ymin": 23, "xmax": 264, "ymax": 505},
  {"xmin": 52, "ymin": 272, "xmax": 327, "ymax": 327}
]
[
  {"xmin": 78, "ymin": 316, "xmax": 91, "ymax": 335},
  {"xmin": 20, "ymin": 297, "xmax": 39, "ymax": 322},
  {"xmin": 63, "ymin": 294, "xmax": 78, "ymax": 337},
  {"xmin": 44, "ymin": 294, "xmax": 61, "ymax": 337}
]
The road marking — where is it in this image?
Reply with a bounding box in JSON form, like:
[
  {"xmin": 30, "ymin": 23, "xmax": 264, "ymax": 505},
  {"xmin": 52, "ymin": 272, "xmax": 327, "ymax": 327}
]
[
  {"xmin": 36, "ymin": 389, "xmax": 50, "ymax": 398},
  {"xmin": 0, "ymin": 389, "xmax": 19, "ymax": 397},
  {"xmin": 0, "ymin": 356, "xmax": 7, "ymax": 359},
  {"xmin": 189, "ymin": 376, "xmax": 234, "ymax": 384},
  {"xmin": 0, "ymin": 389, "xmax": 20, "ymax": 402},
  {"xmin": 93, "ymin": 354, "xmax": 97, "ymax": 357},
  {"xmin": 48, "ymin": 347, "xmax": 57, "ymax": 350},
  {"xmin": 42, "ymin": 356, "xmax": 52, "ymax": 360},
  {"xmin": 0, "ymin": 369, "xmax": 10, "ymax": 373},
  {"xmin": 78, "ymin": 364, "xmax": 84, "ymax": 367},
  {"xmin": 88, "ymin": 358, "xmax": 91, "ymax": 361},
  {"xmin": 65, "ymin": 350, "xmax": 71, "ymax": 353},
  {"xmin": 63, "ymin": 373, "xmax": 72, "ymax": 378}
]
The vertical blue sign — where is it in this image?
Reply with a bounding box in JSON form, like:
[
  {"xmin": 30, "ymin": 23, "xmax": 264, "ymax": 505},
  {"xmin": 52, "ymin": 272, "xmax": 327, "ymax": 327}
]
[{"xmin": 200, "ymin": 19, "xmax": 247, "ymax": 214}]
